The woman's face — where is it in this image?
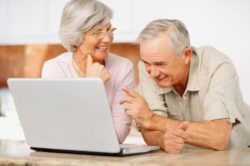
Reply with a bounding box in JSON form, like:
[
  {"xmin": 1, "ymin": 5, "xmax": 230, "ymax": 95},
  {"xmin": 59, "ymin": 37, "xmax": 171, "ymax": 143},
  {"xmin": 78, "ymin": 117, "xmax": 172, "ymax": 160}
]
[{"xmin": 79, "ymin": 23, "xmax": 115, "ymax": 63}]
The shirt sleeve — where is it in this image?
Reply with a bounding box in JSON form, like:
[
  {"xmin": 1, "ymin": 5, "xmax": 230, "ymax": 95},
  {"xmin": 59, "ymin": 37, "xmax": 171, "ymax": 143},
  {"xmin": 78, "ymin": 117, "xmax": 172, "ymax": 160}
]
[
  {"xmin": 111, "ymin": 61, "xmax": 135, "ymax": 143},
  {"xmin": 41, "ymin": 60, "xmax": 66, "ymax": 78},
  {"xmin": 202, "ymin": 61, "xmax": 240, "ymax": 123},
  {"xmin": 137, "ymin": 61, "xmax": 168, "ymax": 116}
]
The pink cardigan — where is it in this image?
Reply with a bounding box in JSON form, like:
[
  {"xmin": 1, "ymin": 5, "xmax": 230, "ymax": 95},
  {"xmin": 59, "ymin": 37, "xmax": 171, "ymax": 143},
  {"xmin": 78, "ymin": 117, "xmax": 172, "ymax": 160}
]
[{"xmin": 41, "ymin": 52, "xmax": 135, "ymax": 143}]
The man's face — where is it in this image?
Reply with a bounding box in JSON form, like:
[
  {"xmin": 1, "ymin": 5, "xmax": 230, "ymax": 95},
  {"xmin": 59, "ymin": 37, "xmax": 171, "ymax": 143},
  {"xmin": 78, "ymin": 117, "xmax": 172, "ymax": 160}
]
[{"xmin": 140, "ymin": 33, "xmax": 189, "ymax": 88}]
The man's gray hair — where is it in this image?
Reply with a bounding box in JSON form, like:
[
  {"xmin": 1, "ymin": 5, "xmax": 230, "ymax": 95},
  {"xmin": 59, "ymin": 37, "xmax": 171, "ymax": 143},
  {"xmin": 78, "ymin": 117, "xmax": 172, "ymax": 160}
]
[
  {"xmin": 59, "ymin": 0, "xmax": 113, "ymax": 52},
  {"xmin": 137, "ymin": 19, "xmax": 191, "ymax": 56}
]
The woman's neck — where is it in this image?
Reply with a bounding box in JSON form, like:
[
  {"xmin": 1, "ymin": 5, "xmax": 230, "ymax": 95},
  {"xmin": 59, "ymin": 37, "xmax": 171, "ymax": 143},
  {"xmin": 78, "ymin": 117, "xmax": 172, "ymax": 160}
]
[{"xmin": 72, "ymin": 50, "xmax": 87, "ymax": 77}]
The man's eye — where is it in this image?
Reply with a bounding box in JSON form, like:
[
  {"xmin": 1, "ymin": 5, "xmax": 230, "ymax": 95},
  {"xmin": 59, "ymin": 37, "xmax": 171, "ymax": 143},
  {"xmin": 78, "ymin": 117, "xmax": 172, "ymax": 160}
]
[
  {"xmin": 93, "ymin": 31, "xmax": 102, "ymax": 35},
  {"xmin": 155, "ymin": 62, "xmax": 167, "ymax": 67},
  {"xmin": 155, "ymin": 63, "xmax": 163, "ymax": 66}
]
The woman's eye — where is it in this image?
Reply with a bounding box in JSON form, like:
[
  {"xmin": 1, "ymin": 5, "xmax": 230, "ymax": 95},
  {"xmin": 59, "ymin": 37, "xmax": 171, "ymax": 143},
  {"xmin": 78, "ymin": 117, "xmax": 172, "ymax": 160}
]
[{"xmin": 106, "ymin": 27, "xmax": 111, "ymax": 32}]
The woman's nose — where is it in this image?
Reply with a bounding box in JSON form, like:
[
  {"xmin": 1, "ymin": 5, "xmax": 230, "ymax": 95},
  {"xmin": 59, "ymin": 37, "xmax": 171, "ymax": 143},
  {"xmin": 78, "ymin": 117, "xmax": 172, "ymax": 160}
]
[{"xmin": 101, "ymin": 33, "xmax": 113, "ymax": 42}]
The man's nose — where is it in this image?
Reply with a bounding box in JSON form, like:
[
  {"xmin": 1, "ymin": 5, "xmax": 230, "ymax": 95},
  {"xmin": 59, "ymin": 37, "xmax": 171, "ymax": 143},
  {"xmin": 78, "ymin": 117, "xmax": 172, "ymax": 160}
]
[{"xmin": 148, "ymin": 66, "xmax": 159, "ymax": 78}]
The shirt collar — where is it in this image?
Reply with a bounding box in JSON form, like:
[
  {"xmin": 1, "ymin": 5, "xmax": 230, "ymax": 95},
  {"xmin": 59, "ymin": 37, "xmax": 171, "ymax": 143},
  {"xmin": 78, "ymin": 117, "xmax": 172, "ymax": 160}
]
[{"xmin": 185, "ymin": 48, "xmax": 200, "ymax": 92}]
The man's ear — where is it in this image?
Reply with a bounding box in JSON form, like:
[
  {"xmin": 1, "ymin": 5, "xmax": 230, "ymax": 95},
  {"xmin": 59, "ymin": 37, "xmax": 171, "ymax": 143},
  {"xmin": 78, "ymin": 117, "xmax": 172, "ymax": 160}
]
[{"xmin": 182, "ymin": 47, "xmax": 192, "ymax": 65}]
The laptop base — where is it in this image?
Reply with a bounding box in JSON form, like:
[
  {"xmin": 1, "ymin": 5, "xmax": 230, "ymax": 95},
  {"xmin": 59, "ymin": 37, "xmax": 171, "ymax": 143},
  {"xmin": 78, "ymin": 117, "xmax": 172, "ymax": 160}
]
[{"xmin": 31, "ymin": 147, "xmax": 155, "ymax": 156}]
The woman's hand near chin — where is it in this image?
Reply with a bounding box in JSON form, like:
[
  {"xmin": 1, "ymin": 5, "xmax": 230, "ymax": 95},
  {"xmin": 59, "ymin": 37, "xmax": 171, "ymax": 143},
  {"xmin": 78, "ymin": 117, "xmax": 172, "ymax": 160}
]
[
  {"xmin": 73, "ymin": 40, "xmax": 94, "ymax": 67},
  {"xmin": 86, "ymin": 55, "xmax": 110, "ymax": 83}
]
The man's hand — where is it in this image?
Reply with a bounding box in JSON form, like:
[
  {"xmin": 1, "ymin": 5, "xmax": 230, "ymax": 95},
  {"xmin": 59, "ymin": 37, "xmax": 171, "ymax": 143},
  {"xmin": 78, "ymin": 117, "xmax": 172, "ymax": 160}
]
[
  {"xmin": 120, "ymin": 87, "xmax": 154, "ymax": 126},
  {"xmin": 160, "ymin": 121, "xmax": 189, "ymax": 154},
  {"xmin": 86, "ymin": 55, "xmax": 110, "ymax": 83}
]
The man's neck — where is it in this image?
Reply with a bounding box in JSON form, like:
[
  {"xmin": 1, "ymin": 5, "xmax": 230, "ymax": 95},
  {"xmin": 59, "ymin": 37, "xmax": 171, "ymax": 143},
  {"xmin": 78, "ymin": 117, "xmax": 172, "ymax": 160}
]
[
  {"xmin": 174, "ymin": 85, "xmax": 186, "ymax": 96},
  {"xmin": 174, "ymin": 65, "xmax": 190, "ymax": 96}
]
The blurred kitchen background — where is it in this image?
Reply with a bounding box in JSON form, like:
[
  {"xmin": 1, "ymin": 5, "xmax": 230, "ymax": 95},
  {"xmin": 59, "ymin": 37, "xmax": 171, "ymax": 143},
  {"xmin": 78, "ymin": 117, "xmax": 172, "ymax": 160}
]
[{"xmin": 0, "ymin": 0, "xmax": 250, "ymax": 140}]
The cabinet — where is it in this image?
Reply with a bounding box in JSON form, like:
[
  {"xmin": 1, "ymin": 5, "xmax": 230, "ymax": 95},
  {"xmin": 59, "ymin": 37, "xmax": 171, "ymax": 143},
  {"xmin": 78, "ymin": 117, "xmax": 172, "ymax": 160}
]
[
  {"xmin": 0, "ymin": 0, "xmax": 8, "ymax": 39},
  {"xmin": 1, "ymin": 0, "xmax": 250, "ymax": 45},
  {"xmin": 100, "ymin": 0, "xmax": 134, "ymax": 42},
  {"xmin": 0, "ymin": 0, "xmax": 136, "ymax": 44},
  {"xmin": 0, "ymin": 0, "xmax": 68, "ymax": 44}
]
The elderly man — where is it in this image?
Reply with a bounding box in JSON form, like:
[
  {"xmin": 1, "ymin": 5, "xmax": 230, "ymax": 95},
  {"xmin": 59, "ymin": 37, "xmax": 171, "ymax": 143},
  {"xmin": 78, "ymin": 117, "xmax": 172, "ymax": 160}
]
[{"xmin": 120, "ymin": 19, "xmax": 250, "ymax": 153}]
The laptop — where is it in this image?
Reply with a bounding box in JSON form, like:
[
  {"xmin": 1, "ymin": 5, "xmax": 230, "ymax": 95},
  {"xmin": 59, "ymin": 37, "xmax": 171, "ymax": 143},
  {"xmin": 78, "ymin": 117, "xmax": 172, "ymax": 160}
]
[{"xmin": 7, "ymin": 78, "xmax": 159, "ymax": 156}]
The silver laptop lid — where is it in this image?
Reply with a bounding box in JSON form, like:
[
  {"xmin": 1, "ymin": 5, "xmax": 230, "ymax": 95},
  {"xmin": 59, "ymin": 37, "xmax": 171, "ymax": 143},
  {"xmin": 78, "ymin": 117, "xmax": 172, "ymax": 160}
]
[{"xmin": 8, "ymin": 78, "xmax": 121, "ymax": 153}]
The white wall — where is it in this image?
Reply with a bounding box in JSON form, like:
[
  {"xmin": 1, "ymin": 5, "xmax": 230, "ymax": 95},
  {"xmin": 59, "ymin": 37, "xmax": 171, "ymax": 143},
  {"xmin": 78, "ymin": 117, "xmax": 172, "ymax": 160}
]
[
  {"xmin": 0, "ymin": 0, "xmax": 68, "ymax": 43},
  {"xmin": 1, "ymin": 0, "xmax": 250, "ymax": 103}
]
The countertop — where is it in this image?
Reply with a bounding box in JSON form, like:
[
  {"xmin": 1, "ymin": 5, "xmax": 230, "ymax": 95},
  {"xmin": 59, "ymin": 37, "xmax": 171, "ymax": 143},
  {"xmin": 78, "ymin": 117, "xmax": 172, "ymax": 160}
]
[
  {"xmin": 0, "ymin": 113, "xmax": 249, "ymax": 166},
  {"xmin": 1, "ymin": 139, "xmax": 250, "ymax": 166}
]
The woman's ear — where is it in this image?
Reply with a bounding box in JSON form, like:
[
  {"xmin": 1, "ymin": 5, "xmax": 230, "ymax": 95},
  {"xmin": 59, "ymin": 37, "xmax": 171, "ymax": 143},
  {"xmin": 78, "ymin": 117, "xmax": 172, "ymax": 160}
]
[{"xmin": 183, "ymin": 47, "xmax": 192, "ymax": 64}]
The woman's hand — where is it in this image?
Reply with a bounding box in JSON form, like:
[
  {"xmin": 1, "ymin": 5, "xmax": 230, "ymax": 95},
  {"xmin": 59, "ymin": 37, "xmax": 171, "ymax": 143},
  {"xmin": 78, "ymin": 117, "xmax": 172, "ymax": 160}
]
[{"xmin": 86, "ymin": 55, "xmax": 110, "ymax": 83}]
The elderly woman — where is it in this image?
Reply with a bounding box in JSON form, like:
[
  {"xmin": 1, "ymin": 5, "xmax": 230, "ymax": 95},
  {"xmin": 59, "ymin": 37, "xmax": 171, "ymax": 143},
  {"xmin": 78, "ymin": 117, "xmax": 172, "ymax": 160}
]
[{"xmin": 41, "ymin": 0, "xmax": 135, "ymax": 143}]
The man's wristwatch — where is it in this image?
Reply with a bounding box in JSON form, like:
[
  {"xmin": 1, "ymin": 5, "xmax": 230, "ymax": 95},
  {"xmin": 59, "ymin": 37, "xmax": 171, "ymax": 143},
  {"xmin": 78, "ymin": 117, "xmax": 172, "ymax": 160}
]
[{"xmin": 136, "ymin": 123, "xmax": 142, "ymax": 132}]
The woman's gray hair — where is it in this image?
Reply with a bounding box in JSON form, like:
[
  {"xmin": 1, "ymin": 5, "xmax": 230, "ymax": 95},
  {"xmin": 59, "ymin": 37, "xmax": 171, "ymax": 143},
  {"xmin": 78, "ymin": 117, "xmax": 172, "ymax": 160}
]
[
  {"xmin": 137, "ymin": 19, "xmax": 191, "ymax": 56},
  {"xmin": 59, "ymin": 0, "xmax": 113, "ymax": 52}
]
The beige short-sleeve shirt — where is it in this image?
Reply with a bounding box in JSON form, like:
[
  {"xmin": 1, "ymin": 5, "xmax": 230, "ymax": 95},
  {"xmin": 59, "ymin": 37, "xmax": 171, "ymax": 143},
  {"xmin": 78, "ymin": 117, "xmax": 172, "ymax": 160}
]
[{"xmin": 137, "ymin": 46, "xmax": 250, "ymax": 148}]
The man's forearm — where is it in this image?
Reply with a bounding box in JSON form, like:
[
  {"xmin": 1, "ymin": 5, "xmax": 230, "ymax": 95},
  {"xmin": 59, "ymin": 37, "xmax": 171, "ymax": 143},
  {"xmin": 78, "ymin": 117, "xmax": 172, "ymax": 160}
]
[
  {"xmin": 142, "ymin": 114, "xmax": 232, "ymax": 150},
  {"xmin": 143, "ymin": 113, "xmax": 181, "ymax": 131},
  {"xmin": 141, "ymin": 124, "xmax": 187, "ymax": 153},
  {"xmin": 185, "ymin": 119, "xmax": 232, "ymax": 150},
  {"xmin": 141, "ymin": 128, "xmax": 164, "ymax": 148}
]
